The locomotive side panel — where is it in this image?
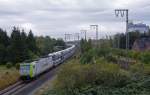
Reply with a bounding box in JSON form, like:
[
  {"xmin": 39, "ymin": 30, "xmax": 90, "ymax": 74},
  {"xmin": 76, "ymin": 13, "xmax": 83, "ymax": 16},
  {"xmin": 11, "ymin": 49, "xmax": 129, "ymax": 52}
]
[{"xmin": 34, "ymin": 56, "xmax": 53, "ymax": 76}]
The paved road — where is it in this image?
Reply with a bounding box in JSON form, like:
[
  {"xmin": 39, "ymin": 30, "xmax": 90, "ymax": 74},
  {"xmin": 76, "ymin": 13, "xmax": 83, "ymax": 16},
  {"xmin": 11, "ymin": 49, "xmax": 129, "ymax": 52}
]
[{"xmin": 14, "ymin": 66, "xmax": 59, "ymax": 95}]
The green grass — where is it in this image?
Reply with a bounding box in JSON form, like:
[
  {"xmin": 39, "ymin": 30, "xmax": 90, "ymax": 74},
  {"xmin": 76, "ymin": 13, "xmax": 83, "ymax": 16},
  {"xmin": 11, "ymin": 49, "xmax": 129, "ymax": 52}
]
[{"xmin": 0, "ymin": 66, "xmax": 20, "ymax": 90}]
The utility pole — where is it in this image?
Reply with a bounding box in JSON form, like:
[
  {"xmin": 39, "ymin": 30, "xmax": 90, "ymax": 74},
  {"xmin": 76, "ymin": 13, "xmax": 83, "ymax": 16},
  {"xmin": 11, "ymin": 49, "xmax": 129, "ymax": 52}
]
[
  {"xmin": 90, "ymin": 25, "xmax": 98, "ymax": 40},
  {"xmin": 78, "ymin": 33, "xmax": 80, "ymax": 41},
  {"xmin": 76, "ymin": 33, "xmax": 80, "ymax": 41},
  {"xmin": 115, "ymin": 9, "xmax": 129, "ymax": 50},
  {"xmin": 81, "ymin": 30, "xmax": 87, "ymax": 40},
  {"xmin": 73, "ymin": 33, "xmax": 76, "ymax": 41},
  {"xmin": 64, "ymin": 33, "xmax": 72, "ymax": 42},
  {"xmin": 90, "ymin": 25, "xmax": 99, "ymax": 47},
  {"xmin": 115, "ymin": 9, "xmax": 129, "ymax": 69},
  {"xmin": 118, "ymin": 34, "xmax": 120, "ymax": 49},
  {"xmin": 74, "ymin": 33, "xmax": 80, "ymax": 41},
  {"xmin": 64, "ymin": 33, "xmax": 67, "ymax": 41},
  {"xmin": 68, "ymin": 34, "xmax": 72, "ymax": 41}
]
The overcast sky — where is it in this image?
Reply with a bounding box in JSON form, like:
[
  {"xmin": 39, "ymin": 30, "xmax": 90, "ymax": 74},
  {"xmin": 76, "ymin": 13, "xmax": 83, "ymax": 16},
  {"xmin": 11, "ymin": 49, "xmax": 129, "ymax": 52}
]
[{"xmin": 0, "ymin": 0, "xmax": 150, "ymax": 39}]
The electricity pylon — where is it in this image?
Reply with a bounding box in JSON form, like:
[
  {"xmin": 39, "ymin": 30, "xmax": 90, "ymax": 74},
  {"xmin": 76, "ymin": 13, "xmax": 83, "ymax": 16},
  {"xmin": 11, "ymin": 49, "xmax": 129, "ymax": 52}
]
[
  {"xmin": 115, "ymin": 9, "xmax": 129, "ymax": 69},
  {"xmin": 80, "ymin": 29, "xmax": 87, "ymax": 40},
  {"xmin": 115, "ymin": 9, "xmax": 129, "ymax": 50},
  {"xmin": 90, "ymin": 25, "xmax": 99, "ymax": 47}
]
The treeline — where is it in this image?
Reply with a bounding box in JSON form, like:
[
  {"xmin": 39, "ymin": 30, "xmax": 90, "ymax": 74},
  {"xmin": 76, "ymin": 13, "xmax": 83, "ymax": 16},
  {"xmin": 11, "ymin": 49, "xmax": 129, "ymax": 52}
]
[
  {"xmin": 113, "ymin": 30, "xmax": 150, "ymax": 49},
  {"xmin": 80, "ymin": 38, "xmax": 150, "ymax": 64},
  {"xmin": 36, "ymin": 36, "xmax": 65, "ymax": 56},
  {"xmin": 0, "ymin": 27, "xmax": 65, "ymax": 64}
]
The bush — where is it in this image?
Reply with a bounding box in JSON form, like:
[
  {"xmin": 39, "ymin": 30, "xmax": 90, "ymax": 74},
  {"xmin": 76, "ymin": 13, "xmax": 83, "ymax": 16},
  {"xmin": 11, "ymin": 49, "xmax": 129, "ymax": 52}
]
[
  {"xmin": 105, "ymin": 54, "xmax": 117, "ymax": 63},
  {"xmin": 6, "ymin": 62, "xmax": 12, "ymax": 69},
  {"xmin": 78, "ymin": 81, "xmax": 150, "ymax": 95},
  {"xmin": 143, "ymin": 64, "xmax": 150, "ymax": 75},
  {"xmin": 15, "ymin": 63, "xmax": 20, "ymax": 70},
  {"xmin": 96, "ymin": 48, "xmax": 110, "ymax": 57},
  {"xmin": 80, "ymin": 49, "xmax": 94, "ymax": 64},
  {"xmin": 53, "ymin": 61, "xmax": 131, "ymax": 95},
  {"xmin": 139, "ymin": 52, "xmax": 150, "ymax": 64},
  {"xmin": 45, "ymin": 46, "xmax": 150, "ymax": 95},
  {"xmin": 128, "ymin": 50, "xmax": 140, "ymax": 60},
  {"xmin": 28, "ymin": 50, "xmax": 39, "ymax": 60}
]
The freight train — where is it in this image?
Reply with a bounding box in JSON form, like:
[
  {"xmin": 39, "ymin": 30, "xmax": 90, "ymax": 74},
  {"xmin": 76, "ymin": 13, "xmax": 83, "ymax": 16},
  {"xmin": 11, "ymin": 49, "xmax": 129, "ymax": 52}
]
[{"xmin": 20, "ymin": 44, "xmax": 75, "ymax": 80}]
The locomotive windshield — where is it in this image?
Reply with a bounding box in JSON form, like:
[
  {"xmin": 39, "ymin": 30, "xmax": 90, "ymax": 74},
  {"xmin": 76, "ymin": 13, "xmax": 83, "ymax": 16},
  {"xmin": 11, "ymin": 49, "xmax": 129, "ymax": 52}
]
[{"xmin": 20, "ymin": 64, "xmax": 30, "ymax": 75}]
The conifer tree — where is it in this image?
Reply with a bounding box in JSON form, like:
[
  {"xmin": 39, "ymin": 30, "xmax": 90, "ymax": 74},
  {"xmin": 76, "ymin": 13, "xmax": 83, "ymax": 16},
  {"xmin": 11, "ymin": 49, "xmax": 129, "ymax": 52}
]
[{"xmin": 27, "ymin": 30, "xmax": 37, "ymax": 53}]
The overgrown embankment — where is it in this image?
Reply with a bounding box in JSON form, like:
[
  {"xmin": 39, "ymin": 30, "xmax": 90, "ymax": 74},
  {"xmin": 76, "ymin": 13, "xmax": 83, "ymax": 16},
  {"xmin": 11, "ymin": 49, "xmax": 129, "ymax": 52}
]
[{"xmin": 42, "ymin": 39, "xmax": 150, "ymax": 95}]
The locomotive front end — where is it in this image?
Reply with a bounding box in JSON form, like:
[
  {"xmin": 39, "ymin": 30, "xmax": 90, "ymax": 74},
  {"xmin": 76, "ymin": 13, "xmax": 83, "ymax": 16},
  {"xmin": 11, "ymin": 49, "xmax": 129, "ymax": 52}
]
[{"xmin": 20, "ymin": 62, "xmax": 35, "ymax": 80}]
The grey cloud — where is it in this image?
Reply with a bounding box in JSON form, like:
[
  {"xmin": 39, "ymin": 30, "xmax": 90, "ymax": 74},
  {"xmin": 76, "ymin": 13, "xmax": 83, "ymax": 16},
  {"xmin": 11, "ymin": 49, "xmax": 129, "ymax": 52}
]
[{"xmin": 0, "ymin": 0, "xmax": 150, "ymax": 38}]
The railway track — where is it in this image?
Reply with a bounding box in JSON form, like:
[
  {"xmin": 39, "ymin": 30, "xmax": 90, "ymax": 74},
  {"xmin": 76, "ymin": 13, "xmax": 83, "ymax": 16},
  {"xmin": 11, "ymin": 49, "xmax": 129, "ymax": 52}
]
[
  {"xmin": 0, "ymin": 81, "xmax": 26, "ymax": 95},
  {"xmin": 0, "ymin": 65, "xmax": 61, "ymax": 95},
  {"xmin": 0, "ymin": 45, "xmax": 76, "ymax": 95}
]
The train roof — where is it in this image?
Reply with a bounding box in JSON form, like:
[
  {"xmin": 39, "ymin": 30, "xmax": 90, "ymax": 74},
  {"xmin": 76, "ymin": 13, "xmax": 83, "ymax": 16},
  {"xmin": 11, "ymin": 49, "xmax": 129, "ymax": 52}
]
[
  {"xmin": 21, "ymin": 44, "xmax": 75, "ymax": 65},
  {"xmin": 20, "ymin": 61, "xmax": 37, "ymax": 65}
]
